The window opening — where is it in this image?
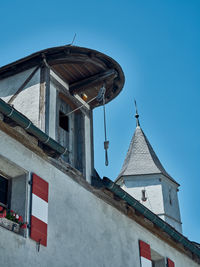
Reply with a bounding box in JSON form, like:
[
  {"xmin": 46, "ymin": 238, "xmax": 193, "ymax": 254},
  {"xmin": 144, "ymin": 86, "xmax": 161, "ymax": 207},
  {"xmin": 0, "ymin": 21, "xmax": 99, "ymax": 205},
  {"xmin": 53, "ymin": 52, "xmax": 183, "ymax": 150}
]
[
  {"xmin": 142, "ymin": 189, "xmax": 147, "ymax": 202},
  {"xmin": 59, "ymin": 111, "xmax": 69, "ymax": 132},
  {"xmin": 0, "ymin": 175, "xmax": 8, "ymax": 207},
  {"xmin": 169, "ymin": 189, "xmax": 172, "ymax": 205},
  {"xmin": 151, "ymin": 249, "xmax": 166, "ymax": 267}
]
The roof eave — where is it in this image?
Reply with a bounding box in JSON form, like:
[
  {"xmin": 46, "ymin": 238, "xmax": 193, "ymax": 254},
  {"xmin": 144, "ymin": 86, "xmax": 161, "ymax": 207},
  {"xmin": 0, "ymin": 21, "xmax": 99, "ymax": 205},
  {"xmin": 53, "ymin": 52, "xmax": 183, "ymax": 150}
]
[{"xmin": 0, "ymin": 45, "xmax": 125, "ymax": 109}]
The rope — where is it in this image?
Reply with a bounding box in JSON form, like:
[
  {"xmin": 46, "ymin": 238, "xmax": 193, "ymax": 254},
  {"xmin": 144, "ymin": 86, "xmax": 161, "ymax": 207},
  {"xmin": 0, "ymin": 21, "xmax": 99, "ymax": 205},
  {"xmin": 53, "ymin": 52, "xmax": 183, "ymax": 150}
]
[
  {"xmin": 60, "ymin": 84, "xmax": 109, "ymax": 166},
  {"xmin": 102, "ymin": 85, "xmax": 109, "ymax": 166},
  {"xmin": 61, "ymin": 96, "xmax": 96, "ymax": 117}
]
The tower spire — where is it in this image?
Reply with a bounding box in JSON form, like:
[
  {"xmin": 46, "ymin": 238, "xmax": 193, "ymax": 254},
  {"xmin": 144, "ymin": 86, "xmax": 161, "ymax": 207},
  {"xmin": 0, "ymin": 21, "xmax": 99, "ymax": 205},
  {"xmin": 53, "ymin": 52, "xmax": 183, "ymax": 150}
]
[{"xmin": 134, "ymin": 99, "xmax": 140, "ymax": 127}]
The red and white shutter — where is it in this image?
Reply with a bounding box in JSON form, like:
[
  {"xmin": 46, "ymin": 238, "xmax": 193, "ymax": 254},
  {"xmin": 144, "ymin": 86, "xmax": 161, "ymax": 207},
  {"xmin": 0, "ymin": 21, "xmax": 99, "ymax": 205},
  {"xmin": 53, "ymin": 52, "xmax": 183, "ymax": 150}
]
[
  {"xmin": 139, "ymin": 240, "xmax": 152, "ymax": 267},
  {"xmin": 167, "ymin": 258, "xmax": 175, "ymax": 267},
  {"xmin": 30, "ymin": 173, "xmax": 49, "ymax": 247}
]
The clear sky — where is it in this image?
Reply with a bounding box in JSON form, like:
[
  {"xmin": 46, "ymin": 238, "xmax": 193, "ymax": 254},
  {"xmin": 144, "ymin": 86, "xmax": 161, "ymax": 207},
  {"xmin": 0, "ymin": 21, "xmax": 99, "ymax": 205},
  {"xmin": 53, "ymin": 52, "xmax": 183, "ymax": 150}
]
[{"xmin": 0, "ymin": 0, "xmax": 200, "ymax": 243}]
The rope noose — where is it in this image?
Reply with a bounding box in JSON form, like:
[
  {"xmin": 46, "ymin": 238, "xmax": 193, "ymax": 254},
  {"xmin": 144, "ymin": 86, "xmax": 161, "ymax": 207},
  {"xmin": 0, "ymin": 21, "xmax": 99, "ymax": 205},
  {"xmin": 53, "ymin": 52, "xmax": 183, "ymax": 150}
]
[{"xmin": 97, "ymin": 84, "xmax": 109, "ymax": 166}]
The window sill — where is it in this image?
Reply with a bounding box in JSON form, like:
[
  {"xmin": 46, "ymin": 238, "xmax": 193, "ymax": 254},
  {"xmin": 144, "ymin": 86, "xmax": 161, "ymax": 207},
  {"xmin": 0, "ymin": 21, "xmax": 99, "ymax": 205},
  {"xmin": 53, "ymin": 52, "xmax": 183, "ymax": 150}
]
[{"xmin": 0, "ymin": 217, "xmax": 20, "ymax": 234}]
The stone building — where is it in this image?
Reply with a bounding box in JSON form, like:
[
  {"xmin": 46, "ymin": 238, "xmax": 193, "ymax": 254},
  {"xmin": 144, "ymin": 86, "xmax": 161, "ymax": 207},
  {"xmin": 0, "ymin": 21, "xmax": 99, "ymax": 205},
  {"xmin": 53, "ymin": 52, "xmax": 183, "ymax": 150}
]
[{"xmin": 0, "ymin": 45, "xmax": 199, "ymax": 267}]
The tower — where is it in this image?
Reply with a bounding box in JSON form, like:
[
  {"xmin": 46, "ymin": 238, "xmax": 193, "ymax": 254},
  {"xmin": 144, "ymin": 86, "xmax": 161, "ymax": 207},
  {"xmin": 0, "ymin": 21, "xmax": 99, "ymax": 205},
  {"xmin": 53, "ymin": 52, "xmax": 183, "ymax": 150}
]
[
  {"xmin": 115, "ymin": 104, "xmax": 182, "ymax": 233},
  {"xmin": 0, "ymin": 45, "xmax": 124, "ymax": 184}
]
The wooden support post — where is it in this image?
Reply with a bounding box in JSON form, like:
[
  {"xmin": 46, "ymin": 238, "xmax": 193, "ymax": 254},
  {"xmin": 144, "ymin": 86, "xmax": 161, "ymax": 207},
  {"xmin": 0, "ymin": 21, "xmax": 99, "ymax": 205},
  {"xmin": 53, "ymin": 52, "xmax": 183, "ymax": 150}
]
[{"xmin": 39, "ymin": 66, "xmax": 50, "ymax": 132}]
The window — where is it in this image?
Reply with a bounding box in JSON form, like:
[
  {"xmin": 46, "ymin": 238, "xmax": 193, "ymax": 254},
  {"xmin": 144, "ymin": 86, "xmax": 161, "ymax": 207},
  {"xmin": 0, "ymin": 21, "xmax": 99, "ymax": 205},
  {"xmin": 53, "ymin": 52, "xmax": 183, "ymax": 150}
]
[
  {"xmin": 151, "ymin": 249, "xmax": 165, "ymax": 267},
  {"xmin": 57, "ymin": 95, "xmax": 85, "ymax": 173},
  {"xmin": 59, "ymin": 111, "xmax": 69, "ymax": 132},
  {"xmin": 139, "ymin": 240, "xmax": 174, "ymax": 267},
  {"xmin": 0, "ymin": 156, "xmax": 28, "ymax": 235},
  {"xmin": 0, "ymin": 175, "xmax": 9, "ymax": 207}
]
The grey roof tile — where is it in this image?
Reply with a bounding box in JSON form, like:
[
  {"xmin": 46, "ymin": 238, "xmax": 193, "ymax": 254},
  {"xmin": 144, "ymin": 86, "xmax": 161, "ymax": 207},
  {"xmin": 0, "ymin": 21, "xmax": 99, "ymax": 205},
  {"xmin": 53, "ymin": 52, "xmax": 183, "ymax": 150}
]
[{"xmin": 116, "ymin": 126, "xmax": 178, "ymax": 185}]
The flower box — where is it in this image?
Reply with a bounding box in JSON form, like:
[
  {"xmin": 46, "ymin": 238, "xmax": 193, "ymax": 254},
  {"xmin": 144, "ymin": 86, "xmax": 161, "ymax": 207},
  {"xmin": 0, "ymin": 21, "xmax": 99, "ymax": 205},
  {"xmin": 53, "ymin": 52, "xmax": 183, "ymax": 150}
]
[{"xmin": 0, "ymin": 217, "xmax": 20, "ymax": 233}]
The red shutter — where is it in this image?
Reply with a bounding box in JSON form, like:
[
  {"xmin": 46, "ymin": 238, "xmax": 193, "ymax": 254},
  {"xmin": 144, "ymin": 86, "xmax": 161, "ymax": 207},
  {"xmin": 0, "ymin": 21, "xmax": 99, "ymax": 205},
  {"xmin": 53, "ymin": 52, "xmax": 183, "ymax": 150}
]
[
  {"xmin": 139, "ymin": 240, "xmax": 152, "ymax": 267},
  {"xmin": 167, "ymin": 258, "xmax": 175, "ymax": 267},
  {"xmin": 30, "ymin": 173, "xmax": 49, "ymax": 247}
]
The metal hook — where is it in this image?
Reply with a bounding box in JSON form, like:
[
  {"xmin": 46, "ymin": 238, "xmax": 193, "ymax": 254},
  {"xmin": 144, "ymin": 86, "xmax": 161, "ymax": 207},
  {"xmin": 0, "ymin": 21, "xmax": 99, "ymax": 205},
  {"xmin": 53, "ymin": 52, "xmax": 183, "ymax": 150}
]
[{"xmin": 37, "ymin": 239, "xmax": 41, "ymax": 252}]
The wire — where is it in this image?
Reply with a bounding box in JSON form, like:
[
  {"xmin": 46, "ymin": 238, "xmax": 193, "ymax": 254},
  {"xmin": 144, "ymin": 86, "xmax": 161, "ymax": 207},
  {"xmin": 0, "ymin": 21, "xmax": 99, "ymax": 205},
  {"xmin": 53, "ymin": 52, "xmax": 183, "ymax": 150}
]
[{"xmin": 61, "ymin": 96, "xmax": 96, "ymax": 117}]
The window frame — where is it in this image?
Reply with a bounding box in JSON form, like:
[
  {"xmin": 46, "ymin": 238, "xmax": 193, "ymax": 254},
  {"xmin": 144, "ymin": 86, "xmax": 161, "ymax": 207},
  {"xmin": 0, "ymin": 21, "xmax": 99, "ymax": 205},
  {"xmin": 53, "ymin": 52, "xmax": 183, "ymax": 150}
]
[{"xmin": 0, "ymin": 173, "xmax": 11, "ymax": 209}]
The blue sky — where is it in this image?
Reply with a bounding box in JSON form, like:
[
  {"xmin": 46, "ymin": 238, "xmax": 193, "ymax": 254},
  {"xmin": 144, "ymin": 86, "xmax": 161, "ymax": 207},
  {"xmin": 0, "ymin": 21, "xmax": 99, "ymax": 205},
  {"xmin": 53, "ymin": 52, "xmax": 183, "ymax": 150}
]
[{"xmin": 1, "ymin": 0, "xmax": 200, "ymax": 243}]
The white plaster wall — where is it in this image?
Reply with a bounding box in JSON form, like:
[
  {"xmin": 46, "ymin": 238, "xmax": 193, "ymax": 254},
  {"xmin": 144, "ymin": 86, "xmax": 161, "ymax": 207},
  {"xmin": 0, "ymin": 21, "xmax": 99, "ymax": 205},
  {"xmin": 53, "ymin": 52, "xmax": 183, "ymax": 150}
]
[
  {"xmin": 122, "ymin": 175, "xmax": 164, "ymax": 215},
  {"xmin": 0, "ymin": 68, "xmax": 40, "ymax": 126},
  {"xmin": 161, "ymin": 175, "xmax": 182, "ymax": 232},
  {"xmin": 121, "ymin": 174, "xmax": 182, "ymax": 233},
  {"xmin": 160, "ymin": 215, "xmax": 182, "ymax": 233},
  {"xmin": 0, "ymin": 130, "xmax": 198, "ymax": 267}
]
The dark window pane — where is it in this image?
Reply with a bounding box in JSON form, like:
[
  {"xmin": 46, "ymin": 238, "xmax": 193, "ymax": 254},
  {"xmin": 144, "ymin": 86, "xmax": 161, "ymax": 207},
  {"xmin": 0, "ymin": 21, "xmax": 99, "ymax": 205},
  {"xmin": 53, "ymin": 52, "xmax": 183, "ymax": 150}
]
[
  {"xmin": 0, "ymin": 175, "xmax": 8, "ymax": 205},
  {"xmin": 59, "ymin": 111, "xmax": 69, "ymax": 132}
]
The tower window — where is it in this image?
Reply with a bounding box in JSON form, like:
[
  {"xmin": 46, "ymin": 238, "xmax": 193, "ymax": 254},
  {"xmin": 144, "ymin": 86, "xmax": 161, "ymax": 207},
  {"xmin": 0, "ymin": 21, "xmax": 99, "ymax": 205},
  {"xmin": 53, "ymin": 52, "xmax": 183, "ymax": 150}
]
[
  {"xmin": 59, "ymin": 111, "xmax": 69, "ymax": 132},
  {"xmin": 141, "ymin": 189, "xmax": 147, "ymax": 202},
  {"xmin": 169, "ymin": 189, "xmax": 172, "ymax": 205}
]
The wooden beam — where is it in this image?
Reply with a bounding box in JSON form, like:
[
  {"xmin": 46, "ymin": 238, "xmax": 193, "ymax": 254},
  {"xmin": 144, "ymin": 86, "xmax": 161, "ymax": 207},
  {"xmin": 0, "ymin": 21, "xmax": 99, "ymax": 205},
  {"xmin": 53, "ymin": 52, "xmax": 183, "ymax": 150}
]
[
  {"xmin": 48, "ymin": 54, "xmax": 108, "ymax": 70},
  {"xmin": 69, "ymin": 69, "xmax": 117, "ymax": 95}
]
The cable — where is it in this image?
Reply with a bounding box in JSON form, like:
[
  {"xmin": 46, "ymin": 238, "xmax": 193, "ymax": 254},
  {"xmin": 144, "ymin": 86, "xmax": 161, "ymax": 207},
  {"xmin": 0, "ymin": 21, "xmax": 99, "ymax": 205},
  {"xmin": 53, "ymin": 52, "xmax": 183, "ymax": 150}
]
[{"xmin": 61, "ymin": 96, "xmax": 96, "ymax": 117}]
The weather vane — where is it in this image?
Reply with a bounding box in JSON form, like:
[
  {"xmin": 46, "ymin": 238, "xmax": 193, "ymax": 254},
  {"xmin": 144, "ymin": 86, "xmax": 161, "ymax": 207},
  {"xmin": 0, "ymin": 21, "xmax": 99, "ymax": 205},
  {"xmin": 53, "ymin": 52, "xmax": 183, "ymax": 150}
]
[{"xmin": 134, "ymin": 99, "xmax": 140, "ymax": 127}]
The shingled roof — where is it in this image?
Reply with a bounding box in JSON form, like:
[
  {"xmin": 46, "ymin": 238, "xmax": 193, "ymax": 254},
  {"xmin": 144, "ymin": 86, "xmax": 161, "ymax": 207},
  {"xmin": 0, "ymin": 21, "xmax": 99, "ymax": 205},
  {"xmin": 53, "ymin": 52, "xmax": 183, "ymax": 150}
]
[{"xmin": 116, "ymin": 126, "xmax": 179, "ymax": 185}]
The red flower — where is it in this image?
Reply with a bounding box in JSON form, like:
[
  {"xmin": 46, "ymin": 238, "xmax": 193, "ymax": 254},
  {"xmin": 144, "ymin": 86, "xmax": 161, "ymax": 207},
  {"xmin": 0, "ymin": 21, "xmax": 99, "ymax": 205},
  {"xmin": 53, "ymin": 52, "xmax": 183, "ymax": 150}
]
[
  {"xmin": 0, "ymin": 206, "xmax": 3, "ymax": 212},
  {"xmin": 21, "ymin": 223, "xmax": 27, "ymax": 229},
  {"xmin": 18, "ymin": 216, "xmax": 23, "ymax": 222},
  {"xmin": 0, "ymin": 209, "xmax": 6, "ymax": 218},
  {"xmin": 3, "ymin": 209, "xmax": 6, "ymax": 217},
  {"xmin": 10, "ymin": 210, "xmax": 14, "ymax": 213}
]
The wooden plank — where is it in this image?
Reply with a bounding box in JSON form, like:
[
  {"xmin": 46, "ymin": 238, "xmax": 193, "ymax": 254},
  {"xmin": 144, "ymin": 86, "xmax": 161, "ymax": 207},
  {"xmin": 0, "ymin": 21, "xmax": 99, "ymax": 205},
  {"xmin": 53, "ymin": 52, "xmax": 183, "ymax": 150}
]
[
  {"xmin": 74, "ymin": 112, "xmax": 85, "ymax": 173},
  {"xmin": 57, "ymin": 97, "xmax": 70, "ymax": 163},
  {"xmin": 69, "ymin": 69, "xmax": 117, "ymax": 95},
  {"xmin": 8, "ymin": 66, "xmax": 40, "ymax": 105},
  {"xmin": 48, "ymin": 55, "xmax": 107, "ymax": 70},
  {"xmin": 39, "ymin": 66, "xmax": 50, "ymax": 132},
  {"xmin": 50, "ymin": 75, "xmax": 90, "ymax": 117}
]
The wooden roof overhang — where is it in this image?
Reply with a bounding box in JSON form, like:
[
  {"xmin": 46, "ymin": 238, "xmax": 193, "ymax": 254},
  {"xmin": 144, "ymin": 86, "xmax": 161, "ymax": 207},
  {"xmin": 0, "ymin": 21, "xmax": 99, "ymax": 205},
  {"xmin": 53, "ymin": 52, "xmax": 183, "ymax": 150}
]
[{"xmin": 0, "ymin": 45, "xmax": 125, "ymax": 109}]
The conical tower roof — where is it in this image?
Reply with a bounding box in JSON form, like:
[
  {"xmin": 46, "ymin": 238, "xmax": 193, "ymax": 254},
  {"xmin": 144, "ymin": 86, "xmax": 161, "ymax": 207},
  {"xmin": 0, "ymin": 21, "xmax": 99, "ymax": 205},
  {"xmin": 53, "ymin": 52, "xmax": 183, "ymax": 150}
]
[{"xmin": 116, "ymin": 126, "xmax": 179, "ymax": 185}]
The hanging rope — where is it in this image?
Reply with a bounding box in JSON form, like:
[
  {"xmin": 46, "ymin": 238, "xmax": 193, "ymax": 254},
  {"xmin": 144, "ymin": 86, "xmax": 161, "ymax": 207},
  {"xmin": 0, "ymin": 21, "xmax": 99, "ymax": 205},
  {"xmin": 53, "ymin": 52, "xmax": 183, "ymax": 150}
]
[{"xmin": 101, "ymin": 84, "xmax": 109, "ymax": 166}]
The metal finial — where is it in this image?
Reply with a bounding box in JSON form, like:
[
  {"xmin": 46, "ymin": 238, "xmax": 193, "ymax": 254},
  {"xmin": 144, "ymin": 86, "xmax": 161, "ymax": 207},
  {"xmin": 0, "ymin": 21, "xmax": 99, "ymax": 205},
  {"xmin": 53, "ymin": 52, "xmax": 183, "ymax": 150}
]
[{"xmin": 134, "ymin": 99, "xmax": 140, "ymax": 127}]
